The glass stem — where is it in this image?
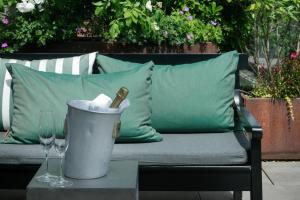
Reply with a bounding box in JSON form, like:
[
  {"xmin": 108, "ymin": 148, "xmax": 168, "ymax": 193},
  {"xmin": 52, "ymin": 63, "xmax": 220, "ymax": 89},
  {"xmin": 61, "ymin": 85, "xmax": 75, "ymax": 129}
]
[
  {"xmin": 60, "ymin": 155, "xmax": 63, "ymax": 182},
  {"xmin": 45, "ymin": 149, "xmax": 49, "ymax": 175}
]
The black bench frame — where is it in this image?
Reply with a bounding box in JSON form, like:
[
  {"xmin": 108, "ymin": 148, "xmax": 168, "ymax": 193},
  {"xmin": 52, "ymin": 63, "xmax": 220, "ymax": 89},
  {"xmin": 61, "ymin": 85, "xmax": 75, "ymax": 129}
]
[{"xmin": 0, "ymin": 53, "xmax": 262, "ymax": 200}]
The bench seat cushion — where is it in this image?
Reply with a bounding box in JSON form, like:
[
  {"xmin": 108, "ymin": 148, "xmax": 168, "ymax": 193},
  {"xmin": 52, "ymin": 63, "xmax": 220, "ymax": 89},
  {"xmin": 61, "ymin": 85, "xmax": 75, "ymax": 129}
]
[{"xmin": 0, "ymin": 132, "xmax": 249, "ymax": 165}]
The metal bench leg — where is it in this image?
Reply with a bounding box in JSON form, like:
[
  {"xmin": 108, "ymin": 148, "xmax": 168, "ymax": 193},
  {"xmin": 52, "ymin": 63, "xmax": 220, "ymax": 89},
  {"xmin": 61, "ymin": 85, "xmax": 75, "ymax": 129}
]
[
  {"xmin": 251, "ymin": 138, "xmax": 263, "ymax": 200},
  {"xmin": 233, "ymin": 191, "xmax": 242, "ymax": 200}
]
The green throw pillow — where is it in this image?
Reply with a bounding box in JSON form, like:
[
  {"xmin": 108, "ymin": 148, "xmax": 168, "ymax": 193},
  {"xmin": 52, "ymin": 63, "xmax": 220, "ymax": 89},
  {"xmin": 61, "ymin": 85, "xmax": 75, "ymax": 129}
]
[
  {"xmin": 96, "ymin": 54, "xmax": 151, "ymax": 73},
  {"xmin": 2, "ymin": 62, "xmax": 162, "ymax": 144},
  {"xmin": 96, "ymin": 51, "xmax": 239, "ymax": 132},
  {"xmin": 0, "ymin": 52, "xmax": 97, "ymax": 131}
]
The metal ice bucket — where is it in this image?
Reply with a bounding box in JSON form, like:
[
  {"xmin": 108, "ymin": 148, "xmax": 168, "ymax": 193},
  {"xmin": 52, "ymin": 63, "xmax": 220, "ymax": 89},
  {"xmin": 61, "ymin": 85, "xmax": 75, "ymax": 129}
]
[{"xmin": 64, "ymin": 100, "xmax": 122, "ymax": 179}]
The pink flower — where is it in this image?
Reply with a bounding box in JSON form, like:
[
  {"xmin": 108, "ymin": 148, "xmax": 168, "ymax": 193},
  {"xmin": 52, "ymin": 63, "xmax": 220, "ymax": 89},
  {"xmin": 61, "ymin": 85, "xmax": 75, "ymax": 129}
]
[
  {"xmin": 290, "ymin": 51, "xmax": 298, "ymax": 60},
  {"xmin": 76, "ymin": 27, "xmax": 82, "ymax": 33},
  {"xmin": 1, "ymin": 42, "xmax": 8, "ymax": 48},
  {"xmin": 272, "ymin": 65, "xmax": 281, "ymax": 74},
  {"xmin": 76, "ymin": 27, "xmax": 87, "ymax": 34},
  {"xmin": 2, "ymin": 16, "xmax": 9, "ymax": 25}
]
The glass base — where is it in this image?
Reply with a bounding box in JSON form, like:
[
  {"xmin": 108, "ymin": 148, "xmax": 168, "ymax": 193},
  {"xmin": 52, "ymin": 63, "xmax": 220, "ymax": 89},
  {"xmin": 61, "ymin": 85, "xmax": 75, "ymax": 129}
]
[
  {"xmin": 49, "ymin": 177, "xmax": 73, "ymax": 188},
  {"xmin": 35, "ymin": 173, "xmax": 57, "ymax": 183}
]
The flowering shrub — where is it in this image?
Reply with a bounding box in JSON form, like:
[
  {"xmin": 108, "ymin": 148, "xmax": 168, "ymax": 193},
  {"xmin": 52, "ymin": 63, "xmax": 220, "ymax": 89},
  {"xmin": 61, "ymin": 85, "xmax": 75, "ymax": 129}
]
[
  {"xmin": 152, "ymin": 11, "xmax": 223, "ymax": 45},
  {"xmin": 92, "ymin": 0, "xmax": 231, "ymax": 45},
  {"xmin": 252, "ymin": 52, "xmax": 300, "ymax": 99},
  {"xmin": 251, "ymin": 52, "xmax": 300, "ymax": 121},
  {"xmin": 0, "ymin": 0, "xmax": 251, "ymax": 52},
  {"xmin": 176, "ymin": 0, "xmax": 252, "ymax": 50},
  {"xmin": 0, "ymin": 0, "xmax": 93, "ymax": 52}
]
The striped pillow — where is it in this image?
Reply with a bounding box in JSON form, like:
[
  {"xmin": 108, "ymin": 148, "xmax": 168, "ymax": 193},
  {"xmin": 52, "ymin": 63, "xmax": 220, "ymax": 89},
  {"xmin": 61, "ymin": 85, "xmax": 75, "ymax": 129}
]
[{"xmin": 0, "ymin": 52, "xmax": 97, "ymax": 131}]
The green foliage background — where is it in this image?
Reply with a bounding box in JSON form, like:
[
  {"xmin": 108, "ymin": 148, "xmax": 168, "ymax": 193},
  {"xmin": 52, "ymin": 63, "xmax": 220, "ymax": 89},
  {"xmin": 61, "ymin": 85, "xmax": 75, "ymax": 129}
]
[{"xmin": 0, "ymin": 0, "xmax": 252, "ymax": 52}]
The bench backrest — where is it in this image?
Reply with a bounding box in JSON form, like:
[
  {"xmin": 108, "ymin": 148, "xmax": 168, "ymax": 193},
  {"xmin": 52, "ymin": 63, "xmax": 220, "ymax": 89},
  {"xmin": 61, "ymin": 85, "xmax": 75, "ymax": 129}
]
[{"xmin": 0, "ymin": 53, "xmax": 248, "ymax": 89}]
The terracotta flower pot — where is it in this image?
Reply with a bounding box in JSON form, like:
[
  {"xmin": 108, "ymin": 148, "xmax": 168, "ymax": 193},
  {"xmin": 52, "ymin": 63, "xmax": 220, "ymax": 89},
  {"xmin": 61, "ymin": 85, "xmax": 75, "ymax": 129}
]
[{"xmin": 245, "ymin": 98, "xmax": 300, "ymax": 160}]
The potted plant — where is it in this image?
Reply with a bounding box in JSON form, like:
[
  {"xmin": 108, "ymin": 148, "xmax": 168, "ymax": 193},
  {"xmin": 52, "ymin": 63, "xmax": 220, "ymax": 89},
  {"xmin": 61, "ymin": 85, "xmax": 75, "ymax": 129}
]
[
  {"xmin": 242, "ymin": 0, "xmax": 300, "ymax": 159},
  {"xmin": 245, "ymin": 53, "xmax": 300, "ymax": 159}
]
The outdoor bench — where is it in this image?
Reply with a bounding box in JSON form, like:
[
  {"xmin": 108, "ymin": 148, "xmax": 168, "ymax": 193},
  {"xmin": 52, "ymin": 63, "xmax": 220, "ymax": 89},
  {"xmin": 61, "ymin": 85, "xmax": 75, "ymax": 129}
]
[{"xmin": 0, "ymin": 53, "xmax": 262, "ymax": 200}]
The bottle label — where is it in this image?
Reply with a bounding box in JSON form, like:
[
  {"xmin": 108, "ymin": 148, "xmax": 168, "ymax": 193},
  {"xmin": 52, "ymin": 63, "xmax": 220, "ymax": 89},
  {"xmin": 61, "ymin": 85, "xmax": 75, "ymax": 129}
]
[{"xmin": 112, "ymin": 121, "xmax": 121, "ymax": 139}]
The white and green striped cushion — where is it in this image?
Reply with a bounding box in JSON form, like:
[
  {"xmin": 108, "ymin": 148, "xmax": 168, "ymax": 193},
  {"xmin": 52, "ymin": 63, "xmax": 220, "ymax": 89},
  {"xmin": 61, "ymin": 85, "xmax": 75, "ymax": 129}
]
[{"xmin": 0, "ymin": 52, "xmax": 97, "ymax": 131}]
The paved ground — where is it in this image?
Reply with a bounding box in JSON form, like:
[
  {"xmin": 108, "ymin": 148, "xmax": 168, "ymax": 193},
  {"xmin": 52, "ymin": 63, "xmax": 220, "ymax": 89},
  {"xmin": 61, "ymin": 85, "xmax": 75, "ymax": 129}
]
[{"xmin": 1, "ymin": 162, "xmax": 300, "ymax": 200}]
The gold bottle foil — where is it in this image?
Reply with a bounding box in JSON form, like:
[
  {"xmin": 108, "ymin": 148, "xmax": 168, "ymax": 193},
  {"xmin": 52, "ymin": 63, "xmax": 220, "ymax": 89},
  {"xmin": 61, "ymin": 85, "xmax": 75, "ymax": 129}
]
[{"xmin": 110, "ymin": 87, "xmax": 129, "ymax": 108}]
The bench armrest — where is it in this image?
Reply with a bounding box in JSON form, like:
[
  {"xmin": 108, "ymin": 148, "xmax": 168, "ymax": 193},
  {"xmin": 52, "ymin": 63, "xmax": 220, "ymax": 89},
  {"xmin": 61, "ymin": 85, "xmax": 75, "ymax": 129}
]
[
  {"xmin": 234, "ymin": 90, "xmax": 263, "ymax": 139},
  {"xmin": 236, "ymin": 107, "xmax": 263, "ymax": 139}
]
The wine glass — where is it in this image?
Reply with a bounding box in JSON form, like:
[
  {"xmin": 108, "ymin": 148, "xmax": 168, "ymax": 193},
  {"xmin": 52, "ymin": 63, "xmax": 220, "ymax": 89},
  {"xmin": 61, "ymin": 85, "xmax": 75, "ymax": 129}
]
[
  {"xmin": 35, "ymin": 111, "xmax": 56, "ymax": 182},
  {"xmin": 50, "ymin": 133, "xmax": 73, "ymax": 187}
]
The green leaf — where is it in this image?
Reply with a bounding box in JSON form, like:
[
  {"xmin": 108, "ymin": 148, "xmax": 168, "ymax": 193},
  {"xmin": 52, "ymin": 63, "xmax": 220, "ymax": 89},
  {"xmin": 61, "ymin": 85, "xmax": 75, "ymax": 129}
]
[
  {"xmin": 248, "ymin": 3, "xmax": 256, "ymax": 11},
  {"xmin": 93, "ymin": 1, "xmax": 104, "ymax": 6},
  {"xmin": 109, "ymin": 22, "xmax": 120, "ymax": 39},
  {"xmin": 124, "ymin": 11, "xmax": 131, "ymax": 18},
  {"xmin": 95, "ymin": 7, "xmax": 104, "ymax": 16},
  {"xmin": 132, "ymin": 10, "xmax": 139, "ymax": 18},
  {"xmin": 211, "ymin": 2, "xmax": 216, "ymax": 11},
  {"xmin": 134, "ymin": 2, "xmax": 140, "ymax": 7},
  {"xmin": 35, "ymin": 30, "xmax": 42, "ymax": 36},
  {"xmin": 125, "ymin": 18, "xmax": 132, "ymax": 26},
  {"xmin": 132, "ymin": 16, "xmax": 137, "ymax": 24},
  {"xmin": 54, "ymin": 0, "xmax": 66, "ymax": 10},
  {"xmin": 0, "ymin": 0, "xmax": 3, "ymax": 10}
]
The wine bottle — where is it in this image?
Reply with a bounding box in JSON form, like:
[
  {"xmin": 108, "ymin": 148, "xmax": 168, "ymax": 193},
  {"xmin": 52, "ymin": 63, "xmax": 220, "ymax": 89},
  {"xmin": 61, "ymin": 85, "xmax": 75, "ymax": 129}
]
[{"xmin": 110, "ymin": 87, "xmax": 129, "ymax": 108}]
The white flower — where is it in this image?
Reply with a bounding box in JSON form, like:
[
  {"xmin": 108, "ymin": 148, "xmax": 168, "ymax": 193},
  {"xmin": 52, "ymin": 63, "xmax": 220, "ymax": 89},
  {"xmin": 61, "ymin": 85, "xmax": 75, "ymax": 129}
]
[
  {"xmin": 37, "ymin": 4, "xmax": 44, "ymax": 12},
  {"xmin": 157, "ymin": 2, "xmax": 162, "ymax": 8},
  {"xmin": 16, "ymin": 0, "xmax": 35, "ymax": 13},
  {"xmin": 34, "ymin": 0, "xmax": 45, "ymax": 4},
  {"xmin": 146, "ymin": 0, "xmax": 152, "ymax": 12},
  {"xmin": 152, "ymin": 22, "xmax": 159, "ymax": 31}
]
